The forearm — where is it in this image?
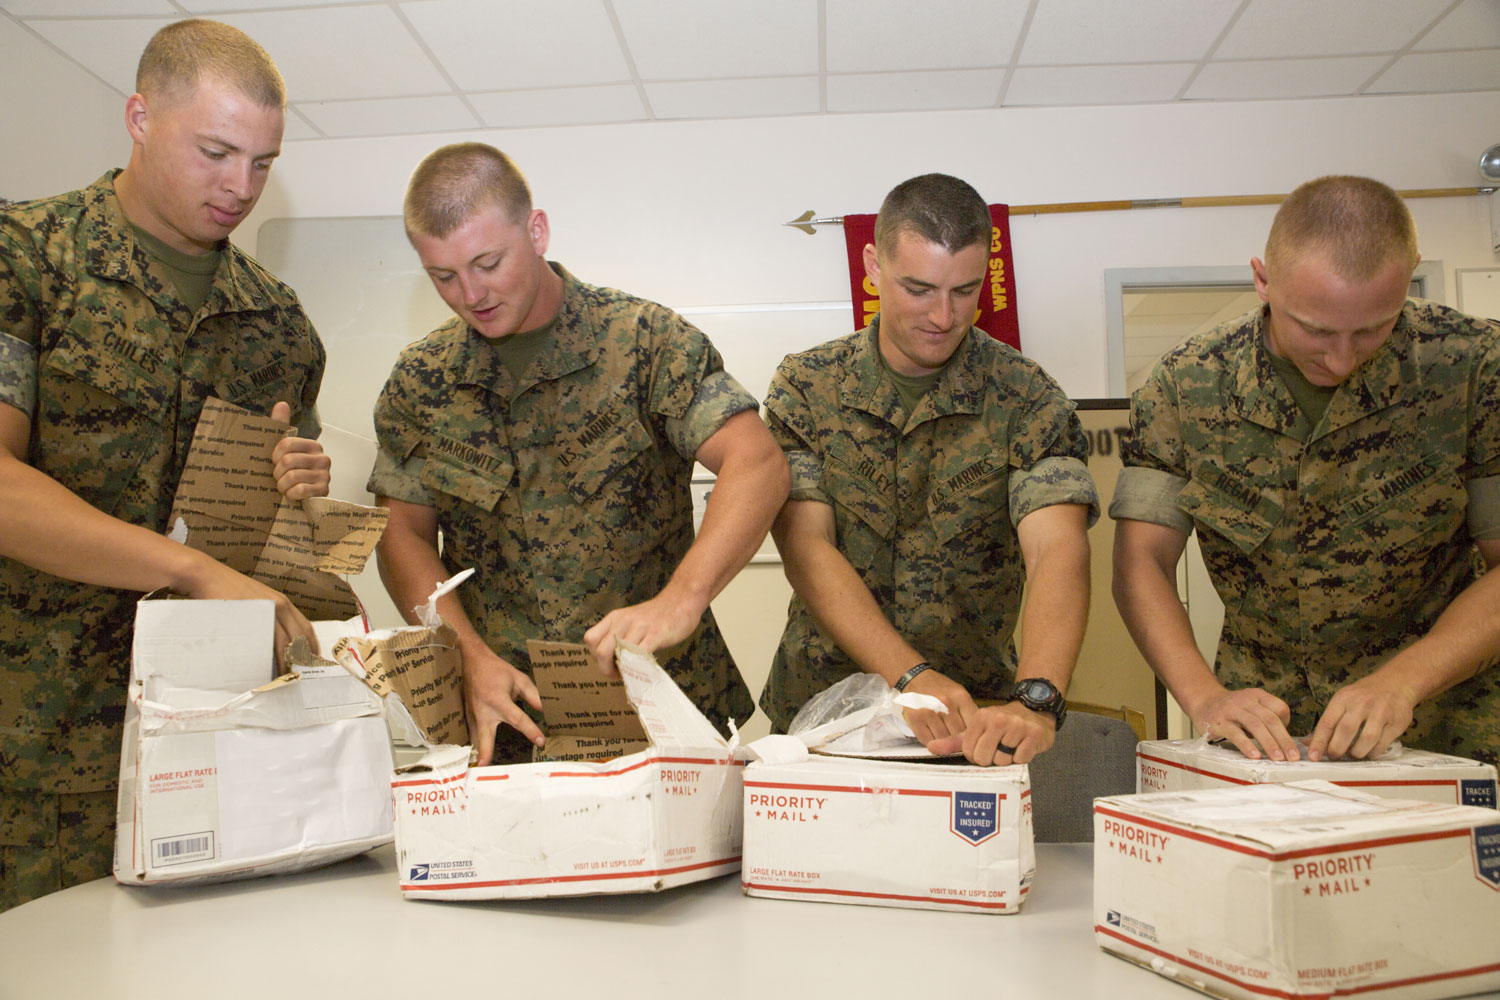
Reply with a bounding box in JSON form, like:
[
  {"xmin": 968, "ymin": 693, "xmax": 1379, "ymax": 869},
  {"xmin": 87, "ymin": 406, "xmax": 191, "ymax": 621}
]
[
  {"xmin": 0, "ymin": 451, "xmax": 214, "ymax": 593},
  {"xmin": 1112, "ymin": 533, "xmax": 1222, "ymax": 716},
  {"xmin": 373, "ymin": 511, "xmax": 491, "ymax": 659},
  {"xmin": 1015, "ymin": 531, "xmax": 1089, "ymax": 691},
  {"xmin": 1371, "ymin": 563, "xmax": 1500, "ymax": 703},
  {"xmin": 776, "ymin": 524, "xmax": 923, "ymax": 685},
  {"xmin": 661, "ymin": 423, "xmax": 791, "ymax": 615}
]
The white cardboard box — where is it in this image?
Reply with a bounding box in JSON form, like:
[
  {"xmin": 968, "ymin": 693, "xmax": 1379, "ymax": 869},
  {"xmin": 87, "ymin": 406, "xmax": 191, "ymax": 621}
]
[
  {"xmin": 742, "ymin": 755, "xmax": 1034, "ymax": 913},
  {"xmin": 114, "ymin": 597, "xmax": 395, "ymax": 886},
  {"xmin": 1137, "ymin": 738, "xmax": 1499, "ymax": 808},
  {"xmin": 1094, "ymin": 781, "xmax": 1500, "ymax": 1000},
  {"xmin": 390, "ymin": 644, "xmax": 744, "ymax": 900}
]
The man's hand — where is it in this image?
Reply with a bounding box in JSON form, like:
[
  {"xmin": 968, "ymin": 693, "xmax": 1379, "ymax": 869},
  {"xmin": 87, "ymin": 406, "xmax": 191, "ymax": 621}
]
[
  {"xmin": 1190, "ymin": 685, "xmax": 1300, "ymax": 761},
  {"xmin": 461, "ymin": 646, "xmax": 545, "ymax": 765},
  {"xmin": 269, "ymin": 401, "xmax": 331, "ymax": 500},
  {"xmin": 1308, "ymin": 672, "xmax": 1417, "ymax": 761},
  {"xmin": 899, "ymin": 668, "xmax": 978, "ymax": 745},
  {"xmin": 583, "ymin": 594, "xmax": 702, "ymax": 677},
  {"xmin": 928, "ymin": 701, "xmax": 1057, "ymax": 766},
  {"xmin": 175, "ymin": 552, "xmax": 317, "ymax": 669}
]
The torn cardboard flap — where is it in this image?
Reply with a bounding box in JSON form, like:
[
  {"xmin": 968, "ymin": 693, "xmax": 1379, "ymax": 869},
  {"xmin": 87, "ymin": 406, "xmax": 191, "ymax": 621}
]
[
  {"xmin": 169, "ymin": 397, "xmax": 388, "ymax": 621},
  {"xmin": 529, "ymin": 640, "xmax": 649, "ymax": 762},
  {"xmin": 333, "ymin": 625, "xmax": 465, "ymax": 746}
]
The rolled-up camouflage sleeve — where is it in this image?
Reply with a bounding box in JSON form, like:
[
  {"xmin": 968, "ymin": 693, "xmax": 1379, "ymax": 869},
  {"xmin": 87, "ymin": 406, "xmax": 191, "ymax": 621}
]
[
  {"xmin": 0, "ymin": 221, "xmax": 41, "ymax": 417},
  {"xmin": 1110, "ymin": 360, "xmax": 1194, "ymax": 532},
  {"xmin": 1006, "ymin": 369, "xmax": 1099, "ymax": 527},
  {"xmin": 367, "ymin": 363, "xmax": 434, "ymax": 506},
  {"xmin": 763, "ymin": 360, "xmax": 826, "ymax": 505},
  {"xmin": 649, "ymin": 311, "xmax": 758, "ymax": 460},
  {"xmin": 0, "ymin": 331, "xmax": 36, "ymax": 417}
]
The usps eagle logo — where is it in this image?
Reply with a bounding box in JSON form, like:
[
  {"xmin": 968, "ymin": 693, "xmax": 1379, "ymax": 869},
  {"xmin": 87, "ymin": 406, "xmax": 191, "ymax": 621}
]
[
  {"xmin": 409, "ymin": 864, "xmax": 430, "ymax": 881},
  {"xmin": 950, "ymin": 791, "xmax": 1000, "ymax": 845}
]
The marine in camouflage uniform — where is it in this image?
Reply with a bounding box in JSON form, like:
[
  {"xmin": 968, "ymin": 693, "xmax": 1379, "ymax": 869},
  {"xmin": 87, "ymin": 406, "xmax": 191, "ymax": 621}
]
[
  {"xmin": 369, "ymin": 263, "xmax": 756, "ymax": 747},
  {"xmin": 761, "ymin": 317, "xmax": 1099, "ymax": 731},
  {"xmin": 0, "ymin": 173, "xmax": 325, "ymax": 909},
  {"xmin": 1112, "ymin": 301, "xmax": 1500, "ymax": 767}
]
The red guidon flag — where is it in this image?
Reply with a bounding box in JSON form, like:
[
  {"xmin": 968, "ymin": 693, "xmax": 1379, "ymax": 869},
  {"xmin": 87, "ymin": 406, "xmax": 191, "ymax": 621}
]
[{"xmin": 842, "ymin": 204, "xmax": 1020, "ymax": 352}]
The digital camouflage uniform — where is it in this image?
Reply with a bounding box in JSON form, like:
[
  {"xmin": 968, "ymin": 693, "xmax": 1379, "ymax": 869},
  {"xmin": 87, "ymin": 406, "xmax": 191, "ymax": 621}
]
[
  {"xmin": 760, "ymin": 320, "xmax": 1099, "ymax": 731},
  {"xmin": 368, "ymin": 264, "xmax": 756, "ymax": 750},
  {"xmin": 0, "ymin": 172, "xmax": 325, "ymax": 908},
  {"xmin": 1112, "ymin": 302, "xmax": 1500, "ymax": 767}
]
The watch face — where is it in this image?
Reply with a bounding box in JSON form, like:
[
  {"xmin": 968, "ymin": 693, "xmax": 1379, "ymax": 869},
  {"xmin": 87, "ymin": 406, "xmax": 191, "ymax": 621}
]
[{"xmin": 1019, "ymin": 679, "xmax": 1057, "ymax": 703}]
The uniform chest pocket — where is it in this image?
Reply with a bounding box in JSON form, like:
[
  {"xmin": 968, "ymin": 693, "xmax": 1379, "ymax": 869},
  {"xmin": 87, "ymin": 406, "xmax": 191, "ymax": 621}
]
[
  {"xmin": 564, "ymin": 414, "xmax": 656, "ymax": 505},
  {"xmin": 34, "ymin": 327, "xmax": 175, "ymax": 513},
  {"xmin": 418, "ymin": 453, "xmax": 509, "ymax": 512},
  {"xmin": 1337, "ymin": 462, "xmax": 1465, "ymax": 548},
  {"xmin": 1177, "ymin": 475, "xmax": 1282, "ymax": 555},
  {"xmin": 824, "ymin": 454, "xmax": 894, "ymax": 539},
  {"xmin": 928, "ymin": 467, "xmax": 1008, "ymax": 545}
]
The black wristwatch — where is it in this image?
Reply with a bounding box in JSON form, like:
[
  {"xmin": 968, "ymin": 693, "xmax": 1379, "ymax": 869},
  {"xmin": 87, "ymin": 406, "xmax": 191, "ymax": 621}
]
[{"xmin": 1009, "ymin": 678, "xmax": 1067, "ymax": 731}]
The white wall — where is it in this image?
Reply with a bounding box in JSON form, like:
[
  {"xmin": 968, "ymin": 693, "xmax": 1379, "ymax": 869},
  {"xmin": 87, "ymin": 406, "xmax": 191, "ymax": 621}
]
[
  {"xmin": 245, "ymin": 90, "xmax": 1500, "ymax": 398},
  {"xmin": 0, "ymin": 17, "xmax": 122, "ymax": 199}
]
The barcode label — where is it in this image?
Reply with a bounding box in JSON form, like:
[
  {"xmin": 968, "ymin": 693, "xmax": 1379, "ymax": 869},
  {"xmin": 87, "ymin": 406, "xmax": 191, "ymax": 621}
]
[{"xmin": 151, "ymin": 831, "xmax": 215, "ymax": 867}]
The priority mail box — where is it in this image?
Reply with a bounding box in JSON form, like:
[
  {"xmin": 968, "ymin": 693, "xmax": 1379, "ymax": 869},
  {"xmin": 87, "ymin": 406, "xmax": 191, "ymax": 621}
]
[
  {"xmin": 742, "ymin": 755, "xmax": 1034, "ymax": 913},
  {"xmin": 1094, "ymin": 782, "xmax": 1500, "ymax": 1000},
  {"xmin": 391, "ymin": 642, "xmax": 744, "ymax": 900},
  {"xmin": 1137, "ymin": 738, "xmax": 1499, "ymax": 808},
  {"xmin": 115, "ymin": 597, "xmax": 394, "ymax": 886}
]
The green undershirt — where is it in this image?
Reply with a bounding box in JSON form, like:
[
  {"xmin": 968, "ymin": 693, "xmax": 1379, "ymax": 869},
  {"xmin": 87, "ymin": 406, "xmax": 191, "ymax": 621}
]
[
  {"xmin": 879, "ymin": 351, "xmax": 952, "ymax": 418},
  {"xmin": 485, "ymin": 317, "xmax": 557, "ymax": 402},
  {"xmin": 1267, "ymin": 349, "xmax": 1337, "ymax": 426},
  {"xmin": 130, "ymin": 224, "xmax": 219, "ymax": 314}
]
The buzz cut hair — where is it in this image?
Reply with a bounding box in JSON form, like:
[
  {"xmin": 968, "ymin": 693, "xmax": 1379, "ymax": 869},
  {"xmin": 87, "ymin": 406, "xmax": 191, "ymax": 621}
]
[
  {"xmin": 1265, "ymin": 175, "xmax": 1419, "ymax": 281},
  {"xmin": 404, "ymin": 143, "xmax": 532, "ymax": 240},
  {"xmin": 873, "ymin": 173, "xmax": 991, "ymax": 258},
  {"xmin": 136, "ymin": 19, "xmax": 285, "ymax": 111}
]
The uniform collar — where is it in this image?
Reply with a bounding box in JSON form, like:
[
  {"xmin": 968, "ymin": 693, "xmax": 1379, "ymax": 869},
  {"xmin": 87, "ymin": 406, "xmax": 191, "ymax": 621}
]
[
  {"xmin": 79, "ymin": 169, "xmax": 258, "ymax": 316},
  {"xmin": 839, "ymin": 316, "xmax": 990, "ymax": 431},
  {"xmin": 1232, "ymin": 304, "xmax": 1407, "ymax": 441},
  {"xmin": 456, "ymin": 262, "xmax": 600, "ymax": 396}
]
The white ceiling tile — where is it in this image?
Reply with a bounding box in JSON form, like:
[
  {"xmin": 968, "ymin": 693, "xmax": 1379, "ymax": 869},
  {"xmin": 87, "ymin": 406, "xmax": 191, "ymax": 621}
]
[
  {"xmin": 1186, "ymin": 56, "xmax": 1389, "ymax": 100},
  {"xmin": 1217, "ymin": 0, "xmax": 1453, "ymax": 58},
  {"xmin": 296, "ymin": 95, "xmax": 478, "ymax": 138},
  {"xmin": 282, "ymin": 109, "xmax": 320, "ymax": 142},
  {"xmin": 1415, "ymin": 0, "xmax": 1500, "ymax": 51},
  {"xmin": 1020, "ymin": 0, "xmax": 1241, "ymax": 64},
  {"xmin": 1366, "ymin": 49, "xmax": 1500, "ymax": 93},
  {"xmin": 1004, "ymin": 63, "xmax": 1194, "ymax": 106},
  {"xmin": 401, "ymin": 0, "xmax": 629, "ymax": 91},
  {"xmin": 827, "ymin": 68, "xmax": 1005, "ymax": 111},
  {"xmin": 216, "ymin": 7, "xmax": 448, "ymax": 101},
  {"xmin": 645, "ymin": 76, "xmax": 819, "ymax": 120},
  {"xmin": 471, "ymin": 85, "xmax": 648, "ymax": 128},
  {"xmin": 825, "ymin": 0, "xmax": 1028, "ymax": 73},
  {"xmin": 1, "ymin": 0, "xmax": 171, "ymax": 13},
  {"xmin": 181, "ymin": 0, "xmax": 366, "ymax": 9},
  {"xmin": 26, "ymin": 17, "xmax": 171, "ymax": 93},
  {"xmin": 614, "ymin": 0, "xmax": 818, "ymax": 79}
]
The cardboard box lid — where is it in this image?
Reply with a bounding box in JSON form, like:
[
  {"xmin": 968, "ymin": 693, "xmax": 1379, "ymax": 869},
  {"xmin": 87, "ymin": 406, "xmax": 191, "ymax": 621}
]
[
  {"xmin": 133, "ymin": 596, "xmax": 275, "ymax": 693},
  {"xmin": 1139, "ymin": 738, "xmax": 1498, "ymax": 781},
  {"xmin": 1098, "ymin": 780, "xmax": 1499, "ymax": 853}
]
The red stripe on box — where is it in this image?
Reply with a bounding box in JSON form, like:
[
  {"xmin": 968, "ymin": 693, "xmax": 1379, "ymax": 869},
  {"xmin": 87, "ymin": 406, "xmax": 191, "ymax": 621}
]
[
  {"xmin": 401, "ymin": 855, "xmax": 740, "ymax": 891},
  {"xmin": 744, "ymin": 881, "xmax": 1011, "ymax": 910},
  {"xmin": 1098, "ymin": 926, "xmax": 1500, "ymax": 997},
  {"xmin": 745, "ymin": 779, "xmax": 1005, "ymax": 800},
  {"xmin": 1137, "ymin": 752, "xmax": 1253, "ymax": 785},
  {"xmin": 1094, "ymin": 804, "xmax": 1473, "ymax": 860},
  {"xmin": 392, "ymin": 770, "xmax": 473, "ymax": 789}
]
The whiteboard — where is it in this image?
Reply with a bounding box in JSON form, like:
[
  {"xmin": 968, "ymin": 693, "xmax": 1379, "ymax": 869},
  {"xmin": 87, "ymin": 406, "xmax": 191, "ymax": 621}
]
[{"xmin": 1457, "ymin": 268, "xmax": 1500, "ymax": 321}]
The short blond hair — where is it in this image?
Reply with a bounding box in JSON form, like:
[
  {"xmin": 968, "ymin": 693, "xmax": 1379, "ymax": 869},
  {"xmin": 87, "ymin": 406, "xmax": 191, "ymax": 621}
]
[
  {"xmin": 1265, "ymin": 175, "xmax": 1418, "ymax": 281},
  {"xmin": 404, "ymin": 143, "xmax": 532, "ymax": 240},
  {"xmin": 137, "ymin": 19, "xmax": 285, "ymax": 111}
]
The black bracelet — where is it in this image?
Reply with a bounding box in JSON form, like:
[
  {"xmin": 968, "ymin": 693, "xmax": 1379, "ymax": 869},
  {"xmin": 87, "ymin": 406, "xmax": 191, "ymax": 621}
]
[{"xmin": 893, "ymin": 662, "xmax": 931, "ymax": 693}]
